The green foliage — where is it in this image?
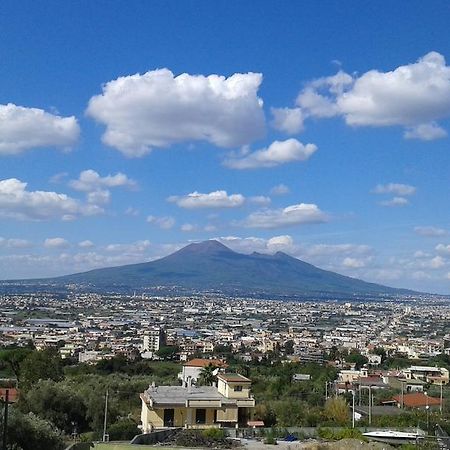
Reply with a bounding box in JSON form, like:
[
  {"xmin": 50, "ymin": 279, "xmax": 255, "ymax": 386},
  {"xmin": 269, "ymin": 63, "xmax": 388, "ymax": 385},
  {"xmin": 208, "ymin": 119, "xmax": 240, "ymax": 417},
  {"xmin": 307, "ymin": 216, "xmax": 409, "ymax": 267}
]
[
  {"xmin": 263, "ymin": 429, "xmax": 278, "ymax": 445},
  {"xmin": 0, "ymin": 347, "xmax": 33, "ymax": 379},
  {"xmin": 202, "ymin": 427, "xmax": 226, "ymax": 439},
  {"xmin": 18, "ymin": 379, "xmax": 89, "ymax": 433},
  {"xmin": 198, "ymin": 363, "xmax": 218, "ymax": 386},
  {"xmin": 20, "ymin": 347, "xmax": 63, "ymax": 389},
  {"xmin": 344, "ymin": 350, "xmax": 368, "ymax": 369},
  {"xmin": 323, "ymin": 396, "xmax": 349, "ymax": 425},
  {"xmin": 108, "ymin": 418, "xmax": 139, "ymax": 440},
  {"xmin": 155, "ymin": 345, "xmax": 179, "ymax": 360},
  {"xmin": 1, "ymin": 408, "xmax": 65, "ymax": 450},
  {"xmin": 317, "ymin": 427, "xmax": 365, "ymax": 441}
]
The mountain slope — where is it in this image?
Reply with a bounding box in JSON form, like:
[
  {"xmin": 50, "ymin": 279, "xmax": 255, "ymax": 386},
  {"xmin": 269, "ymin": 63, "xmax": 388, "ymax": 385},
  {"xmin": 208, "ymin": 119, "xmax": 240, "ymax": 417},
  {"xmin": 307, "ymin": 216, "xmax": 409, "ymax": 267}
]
[{"xmin": 52, "ymin": 240, "xmax": 412, "ymax": 296}]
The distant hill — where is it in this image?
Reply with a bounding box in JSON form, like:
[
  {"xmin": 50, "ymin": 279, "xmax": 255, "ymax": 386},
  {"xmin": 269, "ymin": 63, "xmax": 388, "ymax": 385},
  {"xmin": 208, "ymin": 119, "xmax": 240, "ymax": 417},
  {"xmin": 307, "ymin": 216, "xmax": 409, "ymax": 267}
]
[{"xmin": 40, "ymin": 240, "xmax": 414, "ymax": 297}]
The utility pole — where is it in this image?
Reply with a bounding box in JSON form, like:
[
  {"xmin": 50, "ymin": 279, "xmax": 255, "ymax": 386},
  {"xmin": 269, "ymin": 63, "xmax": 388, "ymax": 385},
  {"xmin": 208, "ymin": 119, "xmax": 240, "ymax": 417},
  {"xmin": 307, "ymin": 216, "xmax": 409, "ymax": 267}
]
[
  {"xmin": 325, "ymin": 381, "xmax": 328, "ymax": 401},
  {"xmin": 368, "ymin": 385, "xmax": 372, "ymax": 426},
  {"xmin": 352, "ymin": 389, "xmax": 355, "ymax": 429},
  {"xmin": 2, "ymin": 389, "xmax": 9, "ymax": 450},
  {"xmin": 440, "ymin": 381, "xmax": 443, "ymax": 417},
  {"xmin": 102, "ymin": 389, "xmax": 109, "ymax": 443}
]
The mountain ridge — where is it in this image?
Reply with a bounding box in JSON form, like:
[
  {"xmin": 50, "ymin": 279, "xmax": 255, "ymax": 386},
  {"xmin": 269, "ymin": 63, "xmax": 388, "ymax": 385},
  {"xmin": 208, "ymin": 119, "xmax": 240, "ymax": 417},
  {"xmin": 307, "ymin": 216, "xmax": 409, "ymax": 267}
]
[{"xmin": 35, "ymin": 239, "xmax": 416, "ymax": 297}]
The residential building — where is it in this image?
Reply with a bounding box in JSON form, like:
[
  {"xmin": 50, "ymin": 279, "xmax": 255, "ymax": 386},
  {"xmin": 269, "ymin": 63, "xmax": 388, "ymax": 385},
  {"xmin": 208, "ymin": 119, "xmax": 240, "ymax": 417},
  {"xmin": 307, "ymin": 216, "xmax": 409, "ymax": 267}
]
[{"xmin": 140, "ymin": 373, "xmax": 255, "ymax": 432}]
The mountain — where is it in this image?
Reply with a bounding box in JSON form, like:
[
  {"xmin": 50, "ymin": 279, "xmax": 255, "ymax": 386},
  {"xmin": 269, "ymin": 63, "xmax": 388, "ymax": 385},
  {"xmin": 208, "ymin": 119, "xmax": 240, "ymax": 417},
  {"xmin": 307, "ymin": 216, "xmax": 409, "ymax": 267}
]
[{"xmin": 44, "ymin": 240, "xmax": 413, "ymax": 297}]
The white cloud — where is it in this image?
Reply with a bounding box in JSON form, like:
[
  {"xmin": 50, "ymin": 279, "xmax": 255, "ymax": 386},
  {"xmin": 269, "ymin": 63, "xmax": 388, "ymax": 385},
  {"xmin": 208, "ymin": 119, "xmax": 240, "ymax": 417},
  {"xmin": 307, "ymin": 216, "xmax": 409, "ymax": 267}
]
[
  {"xmin": 0, "ymin": 178, "xmax": 102, "ymax": 221},
  {"xmin": 404, "ymin": 122, "xmax": 447, "ymax": 140},
  {"xmin": 424, "ymin": 256, "xmax": 446, "ymax": 269},
  {"xmin": 0, "ymin": 238, "xmax": 32, "ymax": 249},
  {"xmin": 270, "ymin": 184, "xmax": 290, "ymax": 195},
  {"xmin": 414, "ymin": 226, "xmax": 447, "ymax": 237},
  {"xmin": 372, "ymin": 183, "xmax": 416, "ymax": 196},
  {"xmin": 436, "ymin": 243, "xmax": 450, "ymax": 256},
  {"xmin": 305, "ymin": 243, "xmax": 372, "ymax": 258},
  {"xmin": 86, "ymin": 69, "xmax": 265, "ymax": 157},
  {"xmin": 78, "ymin": 240, "xmax": 95, "ymax": 248},
  {"xmin": 271, "ymin": 107, "xmax": 304, "ymax": 134},
  {"xmin": 296, "ymin": 52, "xmax": 450, "ymax": 139},
  {"xmin": 0, "ymin": 103, "xmax": 80, "ymax": 155},
  {"xmin": 248, "ymin": 196, "xmax": 271, "ymax": 206},
  {"xmin": 216, "ymin": 235, "xmax": 296, "ymax": 255},
  {"xmin": 379, "ymin": 197, "xmax": 409, "ymax": 207},
  {"xmin": 105, "ymin": 240, "xmax": 151, "ymax": 253},
  {"xmin": 181, "ymin": 223, "xmax": 197, "ymax": 232},
  {"xmin": 146, "ymin": 215, "xmax": 175, "ymax": 229},
  {"xmin": 342, "ymin": 257, "xmax": 367, "ymax": 268},
  {"xmin": 224, "ymin": 139, "xmax": 316, "ymax": 169},
  {"xmin": 168, "ymin": 190, "xmax": 245, "ymax": 209},
  {"xmin": 242, "ymin": 203, "xmax": 328, "ymax": 229},
  {"xmin": 87, "ymin": 189, "xmax": 111, "ymax": 205},
  {"xmin": 69, "ymin": 169, "xmax": 136, "ymax": 192},
  {"xmin": 44, "ymin": 237, "xmax": 70, "ymax": 249}
]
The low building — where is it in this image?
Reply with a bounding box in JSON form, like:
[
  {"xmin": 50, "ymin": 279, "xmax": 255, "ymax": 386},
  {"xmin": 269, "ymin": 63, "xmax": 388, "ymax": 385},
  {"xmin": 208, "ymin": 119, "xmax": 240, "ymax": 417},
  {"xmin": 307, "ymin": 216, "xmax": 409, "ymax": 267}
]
[
  {"xmin": 140, "ymin": 373, "xmax": 255, "ymax": 432},
  {"xmin": 390, "ymin": 392, "xmax": 442, "ymax": 410},
  {"xmin": 402, "ymin": 366, "xmax": 449, "ymax": 385}
]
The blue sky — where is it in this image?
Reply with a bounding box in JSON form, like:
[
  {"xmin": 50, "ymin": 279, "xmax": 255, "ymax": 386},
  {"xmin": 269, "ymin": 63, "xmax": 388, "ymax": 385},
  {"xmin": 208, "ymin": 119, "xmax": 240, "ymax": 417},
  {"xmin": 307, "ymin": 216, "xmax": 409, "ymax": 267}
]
[{"xmin": 0, "ymin": 1, "xmax": 449, "ymax": 293}]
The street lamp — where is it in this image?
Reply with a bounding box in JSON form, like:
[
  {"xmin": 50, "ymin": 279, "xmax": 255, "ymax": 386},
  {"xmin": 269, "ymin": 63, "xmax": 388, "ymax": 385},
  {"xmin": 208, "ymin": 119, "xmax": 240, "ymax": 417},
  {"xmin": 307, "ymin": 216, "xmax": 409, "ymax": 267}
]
[{"xmin": 424, "ymin": 391, "xmax": 429, "ymax": 432}]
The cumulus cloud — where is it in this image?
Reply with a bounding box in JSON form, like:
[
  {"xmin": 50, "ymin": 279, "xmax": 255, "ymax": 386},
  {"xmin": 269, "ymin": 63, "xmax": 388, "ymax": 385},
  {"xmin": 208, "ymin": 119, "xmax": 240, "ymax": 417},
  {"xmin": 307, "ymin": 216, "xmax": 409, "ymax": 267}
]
[
  {"xmin": 168, "ymin": 190, "xmax": 245, "ymax": 209},
  {"xmin": 105, "ymin": 240, "xmax": 151, "ymax": 253},
  {"xmin": 295, "ymin": 52, "xmax": 450, "ymax": 139},
  {"xmin": 224, "ymin": 139, "xmax": 317, "ymax": 169},
  {"xmin": 436, "ymin": 243, "xmax": 450, "ymax": 255},
  {"xmin": 147, "ymin": 215, "xmax": 175, "ymax": 229},
  {"xmin": 379, "ymin": 197, "xmax": 409, "ymax": 207},
  {"xmin": 86, "ymin": 69, "xmax": 265, "ymax": 157},
  {"xmin": 0, "ymin": 238, "xmax": 32, "ymax": 249},
  {"xmin": 70, "ymin": 169, "xmax": 136, "ymax": 192},
  {"xmin": 0, "ymin": 178, "xmax": 101, "ymax": 221},
  {"xmin": 216, "ymin": 235, "xmax": 296, "ymax": 255},
  {"xmin": 78, "ymin": 240, "xmax": 95, "ymax": 248},
  {"xmin": 414, "ymin": 226, "xmax": 447, "ymax": 237},
  {"xmin": 342, "ymin": 257, "xmax": 367, "ymax": 268},
  {"xmin": 271, "ymin": 107, "xmax": 304, "ymax": 134},
  {"xmin": 304, "ymin": 243, "xmax": 372, "ymax": 258},
  {"xmin": 0, "ymin": 103, "xmax": 80, "ymax": 155},
  {"xmin": 372, "ymin": 183, "xmax": 416, "ymax": 196},
  {"xmin": 248, "ymin": 196, "xmax": 271, "ymax": 206},
  {"xmin": 44, "ymin": 237, "xmax": 70, "ymax": 249},
  {"xmin": 242, "ymin": 203, "xmax": 328, "ymax": 229},
  {"xmin": 270, "ymin": 184, "xmax": 290, "ymax": 195},
  {"xmin": 404, "ymin": 122, "xmax": 447, "ymax": 140}
]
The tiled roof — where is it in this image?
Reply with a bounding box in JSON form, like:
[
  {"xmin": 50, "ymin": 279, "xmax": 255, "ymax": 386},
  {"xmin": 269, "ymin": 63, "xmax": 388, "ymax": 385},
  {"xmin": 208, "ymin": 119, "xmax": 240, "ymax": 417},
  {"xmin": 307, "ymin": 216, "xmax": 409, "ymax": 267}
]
[{"xmin": 392, "ymin": 392, "xmax": 441, "ymax": 408}]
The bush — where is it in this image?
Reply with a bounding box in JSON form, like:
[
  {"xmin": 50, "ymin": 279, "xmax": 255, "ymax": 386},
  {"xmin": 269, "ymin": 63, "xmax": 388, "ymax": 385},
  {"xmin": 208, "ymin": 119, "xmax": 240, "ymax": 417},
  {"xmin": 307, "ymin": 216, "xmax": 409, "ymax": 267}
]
[
  {"xmin": 202, "ymin": 427, "xmax": 226, "ymax": 439},
  {"xmin": 108, "ymin": 418, "xmax": 139, "ymax": 440},
  {"xmin": 317, "ymin": 427, "xmax": 365, "ymax": 441}
]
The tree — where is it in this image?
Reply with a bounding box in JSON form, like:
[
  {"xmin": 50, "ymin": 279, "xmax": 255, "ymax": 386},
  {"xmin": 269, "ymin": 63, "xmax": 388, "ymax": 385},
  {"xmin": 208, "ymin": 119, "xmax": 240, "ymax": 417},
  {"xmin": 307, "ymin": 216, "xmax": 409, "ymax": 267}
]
[
  {"xmin": 324, "ymin": 396, "xmax": 349, "ymax": 425},
  {"xmin": 155, "ymin": 346, "xmax": 178, "ymax": 360},
  {"xmin": 1, "ymin": 408, "xmax": 65, "ymax": 450},
  {"xmin": 0, "ymin": 347, "xmax": 33, "ymax": 380},
  {"xmin": 19, "ymin": 380, "xmax": 89, "ymax": 434},
  {"xmin": 284, "ymin": 340, "xmax": 295, "ymax": 355},
  {"xmin": 20, "ymin": 348, "xmax": 64, "ymax": 389},
  {"xmin": 198, "ymin": 363, "xmax": 218, "ymax": 386},
  {"xmin": 344, "ymin": 350, "xmax": 368, "ymax": 369}
]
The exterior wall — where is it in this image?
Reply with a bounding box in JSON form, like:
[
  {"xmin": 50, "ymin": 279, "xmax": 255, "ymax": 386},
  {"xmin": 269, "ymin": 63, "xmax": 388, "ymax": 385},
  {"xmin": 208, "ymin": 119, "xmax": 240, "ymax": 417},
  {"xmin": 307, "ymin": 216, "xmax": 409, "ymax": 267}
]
[
  {"xmin": 217, "ymin": 378, "xmax": 251, "ymax": 399},
  {"xmin": 182, "ymin": 366, "xmax": 202, "ymax": 384},
  {"xmin": 216, "ymin": 407, "xmax": 238, "ymax": 422}
]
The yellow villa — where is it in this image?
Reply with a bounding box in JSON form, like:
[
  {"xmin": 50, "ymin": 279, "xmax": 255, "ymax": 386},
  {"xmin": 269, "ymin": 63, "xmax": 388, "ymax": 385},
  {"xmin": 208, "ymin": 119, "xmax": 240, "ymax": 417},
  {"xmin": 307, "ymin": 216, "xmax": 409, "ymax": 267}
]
[{"xmin": 140, "ymin": 373, "xmax": 255, "ymax": 432}]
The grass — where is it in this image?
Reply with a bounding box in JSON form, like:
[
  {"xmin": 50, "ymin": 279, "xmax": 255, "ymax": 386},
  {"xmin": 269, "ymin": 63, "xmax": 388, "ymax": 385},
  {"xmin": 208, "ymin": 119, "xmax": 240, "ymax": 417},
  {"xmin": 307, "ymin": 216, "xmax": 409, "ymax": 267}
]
[{"xmin": 93, "ymin": 445, "xmax": 185, "ymax": 450}]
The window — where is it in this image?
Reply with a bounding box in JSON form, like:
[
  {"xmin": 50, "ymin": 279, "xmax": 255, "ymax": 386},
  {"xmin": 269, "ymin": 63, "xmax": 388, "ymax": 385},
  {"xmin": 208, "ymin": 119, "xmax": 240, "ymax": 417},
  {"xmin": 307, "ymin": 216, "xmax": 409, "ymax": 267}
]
[
  {"xmin": 196, "ymin": 408, "xmax": 206, "ymax": 424},
  {"xmin": 234, "ymin": 385, "xmax": 243, "ymax": 392}
]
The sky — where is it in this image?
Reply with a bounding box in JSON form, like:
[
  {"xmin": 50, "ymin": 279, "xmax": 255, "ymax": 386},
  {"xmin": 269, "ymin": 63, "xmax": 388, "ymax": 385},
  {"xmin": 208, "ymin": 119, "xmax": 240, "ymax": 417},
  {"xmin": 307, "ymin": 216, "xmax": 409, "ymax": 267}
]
[{"xmin": 0, "ymin": 1, "xmax": 449, "ymax": 293}]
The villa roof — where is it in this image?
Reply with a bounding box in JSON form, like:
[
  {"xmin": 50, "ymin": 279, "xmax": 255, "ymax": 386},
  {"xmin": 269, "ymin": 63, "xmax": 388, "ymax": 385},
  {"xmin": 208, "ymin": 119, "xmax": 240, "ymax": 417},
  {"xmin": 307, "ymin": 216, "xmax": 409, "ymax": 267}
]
[
  {"xmin": 143, "ymin": 385, "xmax": 236, "ymax": 406},
  {"xmin": 217, "ymin": 373, "xmax": 251, "ymax": 383}
]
